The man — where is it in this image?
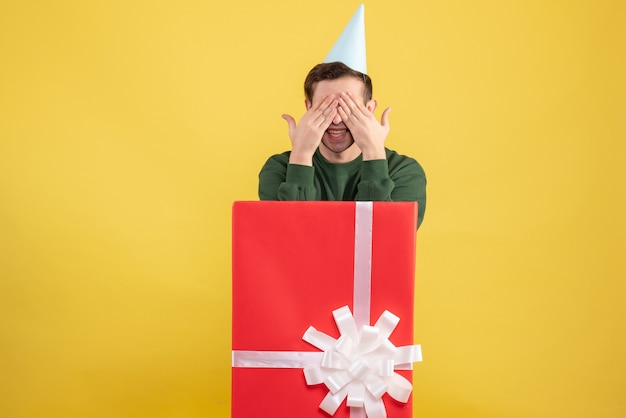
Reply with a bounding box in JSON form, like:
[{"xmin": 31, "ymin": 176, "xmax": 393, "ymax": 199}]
[
  {"xmin": 258, "ymin": 61, "xmax": 427, "ymax": 228},
  {"xmin": 258, "ymin": 5, "xmax": 426, "ymax": 228}
]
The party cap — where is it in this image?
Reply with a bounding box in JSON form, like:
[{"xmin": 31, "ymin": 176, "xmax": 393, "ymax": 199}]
[{"xmin": 323, "ymin": 4, "xmax": 367, "ymax": 74}]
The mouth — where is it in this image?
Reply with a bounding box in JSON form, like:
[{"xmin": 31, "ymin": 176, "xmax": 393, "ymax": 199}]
[{"xmin": 326, "ymin": 128, "xmax": 348, "ymax": 140}]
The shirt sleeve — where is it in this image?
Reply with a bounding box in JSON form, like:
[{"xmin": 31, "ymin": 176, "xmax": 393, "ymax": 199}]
[
  {"xmin": 355, "ymin": 159, "xmax": 395, "ymax": 201},
  {"xmin": 356, "ymin": 155, "xmax": 427, "ymax": 229},
  {"xmin": 258, "ymin": 154, "xmax": 317, "ymax": 200}
]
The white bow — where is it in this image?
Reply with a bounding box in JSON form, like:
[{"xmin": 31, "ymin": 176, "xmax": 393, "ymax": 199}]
[{"xmin": 303, "ymin": 306, "xmax": 422, "ymax": 418}]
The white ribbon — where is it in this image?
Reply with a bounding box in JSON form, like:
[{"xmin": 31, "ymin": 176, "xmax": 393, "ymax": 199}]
[
  {"xmin": 232, "ymin": 202, "xmax": 422, "ymax": 417},
  {"xmin": 353, "ymin": 200, "xmax": 373, "ymax": 328},
  {"xmin": 303, "ymin": 306, "xmax": 422, "ymax": 418}
]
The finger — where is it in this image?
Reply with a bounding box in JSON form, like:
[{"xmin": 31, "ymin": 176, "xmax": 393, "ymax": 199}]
[
  {"xmin": 348, "ymin": 91, "xmax": 369, "ymax": 109},
  {"xmin": 315, "ymin": 99, "xmax": 338, "ymax": 125},
  {"xmin": 336, "ymin": 104, "xmax": 352, "ymax": 126},
  {"xmin": 312, "ymin": 94, "xmax": 336, "ymax": 112},
  {"xmin": 320, "ymin": 107, "xmax": 338, "ymax": 129},
  {"xmin": 380, "ymin": 107, "xmax": 392, "ymax": 128},
  {"xmin": 339, "ymin": 92, "xmax": 362, "ymax": 120},
  {"xmin": 337, "ymin": 100, "xmax": 363, "ymax": 127},
  {"xmin": 321, "ymin": 99, "xmax": 338, "ymax": 116}
]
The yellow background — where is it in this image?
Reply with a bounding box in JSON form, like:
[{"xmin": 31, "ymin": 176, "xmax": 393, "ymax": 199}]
[{"xmin": 1, "ymin": 1, "xmax": 624, "ymax": 417}]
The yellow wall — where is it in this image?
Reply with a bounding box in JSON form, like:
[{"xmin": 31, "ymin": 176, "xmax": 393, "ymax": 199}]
[{"xmin": 1, "ymin": 1, "xmax": 624, "ymax": 417}]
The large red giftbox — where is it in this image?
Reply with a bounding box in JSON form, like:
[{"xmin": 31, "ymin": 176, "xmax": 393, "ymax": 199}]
[{"xmin": 232, "ymin": 201, "xmax": 419, "ymax": 418}]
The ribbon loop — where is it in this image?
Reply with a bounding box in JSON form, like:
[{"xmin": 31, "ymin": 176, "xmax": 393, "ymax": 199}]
[
  {"xmin": 374, "ymin": 310, "xmax": 400, "ymax": 340},
  {"xmin": 387, "ymin": 373, "xmax": 414, "ymax": 403},
  {"xmin": 304, "ymin": 367, "xmax": 326, "ymax": 385},
  {"xmin": 378, "ymin": 359, "xmax": 395, "ymax": 377},
  {"xmin": 394, "ymin": 344, "xmax": 423, "ymax": 366},
  {"xmin": 303, "ymin": 326, "xmax": 337, "ymax": 351},
  {"xmin": 334, "ymin": 305, "xmax": 360, "ymax": 342},
  {"xmin": 325, "ymin": 370, "xmax": 353, "ymax": 394},
  {"xmin": 347, "ymin": 381, "xmax": 366, "ymax": 407},
  {"xmin": 348, "ymin": 358, "xmax": 369, "ymax": 381},
  {"xmin": 320, "ymin": 387, "xmax": 348, "ymax": 416},
  {"xmin": 364, "ymin": 393, "xmax": 387, "ymax": 418},
  {"xmin": 363, "ymin": 373, "xmax": 388, "ymax": 399},
  {"xmin": 356, "ymin": 325, "xmax": 381, "ymax": 354}
]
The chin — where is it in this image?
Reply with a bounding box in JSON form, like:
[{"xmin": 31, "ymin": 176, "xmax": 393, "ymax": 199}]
[{"xmin": 322, "ymin": 141, "xmax": 352, "ymax": 154}]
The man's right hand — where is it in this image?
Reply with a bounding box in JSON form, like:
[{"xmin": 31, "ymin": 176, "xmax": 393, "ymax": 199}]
[{"xmin": 282, "ymin": 95, "xmax": 338, "ymax": 166}]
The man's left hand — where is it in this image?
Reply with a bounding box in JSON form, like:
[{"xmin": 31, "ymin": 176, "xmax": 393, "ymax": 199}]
[{"xmin": 337, "ymin": 92, "xmax": 391, "ymax": 161}]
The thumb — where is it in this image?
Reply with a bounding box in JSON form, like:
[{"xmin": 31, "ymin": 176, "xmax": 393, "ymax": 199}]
[
  {"xmin": 282, "ymin": 114, "xmax": 296, "ymax": 128},
  {"xmin": 281, "ymin": 114, "xmax": 296, "ymax": 137},
  {"xmin": 380, "ymin": 107, "xmax": 392, "ymax": 128}
]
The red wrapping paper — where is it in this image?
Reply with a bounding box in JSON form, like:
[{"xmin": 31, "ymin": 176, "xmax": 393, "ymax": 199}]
[{"xmin": 232, "ymin": 201, "xmax": 418, "ymax": 418}]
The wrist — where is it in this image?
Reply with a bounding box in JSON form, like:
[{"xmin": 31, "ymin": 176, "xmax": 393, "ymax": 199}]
[
  {"xmin": 361, "ymin": 145, "xmax": 386, "ymax": 161},
  {"xmin": 289, "ymin": 148, "xmax": 315, "ymax": 166}
]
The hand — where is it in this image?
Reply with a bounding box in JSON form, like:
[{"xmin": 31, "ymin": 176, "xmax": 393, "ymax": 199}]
[
  {"xmin": 337, "ymin": 92, "xmax": 391, "ymax": 160},
  {"xmin": 282, "ymin": 95, "xmax": 339, "ymax": 166}
]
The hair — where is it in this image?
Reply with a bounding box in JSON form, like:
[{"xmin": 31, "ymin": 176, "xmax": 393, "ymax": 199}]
[{"xmin": 304, "ymin": 62, "xmax": 373, "ymax": 104}]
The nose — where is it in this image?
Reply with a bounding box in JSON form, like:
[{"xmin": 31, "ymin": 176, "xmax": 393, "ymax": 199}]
[{"xmin": 332, "ymin": 113, "xmax": 342, "ymax": 125}]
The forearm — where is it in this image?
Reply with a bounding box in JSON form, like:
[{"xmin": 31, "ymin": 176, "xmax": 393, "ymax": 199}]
[
  {"xmin": 355, "ymin": 159, "xmax": 395, "ymax": 201},
  {"xmin": 355, "ymin": 156, "xmax": 427, "ymax": 228},
  {"xmin": 277, "ymin": 164, "xmax": 316, "ymax": 200},
  {"xmin": 259, "ymin": 154, "xmax": 318, "ymax": 201}
]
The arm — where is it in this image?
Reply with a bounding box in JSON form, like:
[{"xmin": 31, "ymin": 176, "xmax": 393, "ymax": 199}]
[
  {"xmin": 258, "ymin": 153, "xmax": 317, "ymax": 200},
  {"xmin": 355, "ymin": 152, "xmax": 427, "ymax": 229},
  {"xmin": 339, "ymin": 93, "xmax": 426, "ymax": 227},
  {"xmin": 258, "ymin": 95, "xmax": 337, "ymax": 200}
]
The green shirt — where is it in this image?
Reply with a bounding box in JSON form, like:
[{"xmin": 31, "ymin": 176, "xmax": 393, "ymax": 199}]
[{"xmin": 258, "ymin": 148, "xmax": 427, "ymax": 228}]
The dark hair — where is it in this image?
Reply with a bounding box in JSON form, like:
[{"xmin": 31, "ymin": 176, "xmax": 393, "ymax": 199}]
[{"xmin": 304, "ymin": 62, "xmax": 373, "ymax": 103}]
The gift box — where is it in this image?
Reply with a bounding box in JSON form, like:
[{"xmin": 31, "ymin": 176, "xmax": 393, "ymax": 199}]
[{"xmin": 232, "ymin": 201, "xmax": 422, "ymax": 418}]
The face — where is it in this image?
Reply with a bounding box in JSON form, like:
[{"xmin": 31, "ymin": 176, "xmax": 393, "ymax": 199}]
[{"xmin": 306, "ymin": 76, "xmax": 377, "ymax": 160}]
